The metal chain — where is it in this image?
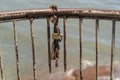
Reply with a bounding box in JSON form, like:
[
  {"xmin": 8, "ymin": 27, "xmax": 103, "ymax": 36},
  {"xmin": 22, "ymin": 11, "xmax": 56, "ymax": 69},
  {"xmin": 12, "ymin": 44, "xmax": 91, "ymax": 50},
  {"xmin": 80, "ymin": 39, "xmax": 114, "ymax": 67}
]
[{"xmin": 49, "ymin": 5, "xmax": 61, "ymax": 60}]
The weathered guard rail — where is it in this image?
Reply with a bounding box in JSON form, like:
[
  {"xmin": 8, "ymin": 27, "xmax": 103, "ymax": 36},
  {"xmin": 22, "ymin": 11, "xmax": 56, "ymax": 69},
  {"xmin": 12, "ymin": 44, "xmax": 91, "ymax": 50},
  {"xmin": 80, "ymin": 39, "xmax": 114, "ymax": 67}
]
[
  {"xmin": 0, "ymin": 7, "xmax": 119, "ymax": 80},
  {"xmin": 0, "ymin": 8, "xmax": 120, "ymax": 22}
]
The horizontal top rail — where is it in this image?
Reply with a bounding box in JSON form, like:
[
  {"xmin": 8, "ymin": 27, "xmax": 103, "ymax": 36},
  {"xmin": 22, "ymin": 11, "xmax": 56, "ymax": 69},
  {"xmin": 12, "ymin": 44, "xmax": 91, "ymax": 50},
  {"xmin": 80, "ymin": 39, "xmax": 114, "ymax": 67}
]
[{"xmin": 0, "ymin": 8, "xmax": 120, "ymax": 22}]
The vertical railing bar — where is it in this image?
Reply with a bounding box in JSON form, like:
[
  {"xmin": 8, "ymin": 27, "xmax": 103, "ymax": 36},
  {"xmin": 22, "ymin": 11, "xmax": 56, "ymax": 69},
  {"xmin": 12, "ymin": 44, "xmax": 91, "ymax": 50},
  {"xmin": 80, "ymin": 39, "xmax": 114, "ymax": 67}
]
[
  {"xmin": 110, "ymin": 20, "xmax": 116, "ymax": 80},
  {"xmin": 96, "ymin": 19, "xmax": 99, "ymax": 80},
  {"xmin": 30, "ymin": 19, "xmax": 37, "ymax": 80},
  {"xmin": 79, "ymin": 18, "xmax": 83, "ymax": 80},
  {"xmin": 63, "ymin": 17, "xmax": 67, "ymax": 72},
  {"xmin": 46, "ymin": 19, "xmax": 51, "ymax": 73},
  {"xmin": 13, "ymin": 20, "xmax": 21, "ymax": 80},
  {"xmin": 0, "ymin": 47, "xmax": 4, "ymax": 80}
]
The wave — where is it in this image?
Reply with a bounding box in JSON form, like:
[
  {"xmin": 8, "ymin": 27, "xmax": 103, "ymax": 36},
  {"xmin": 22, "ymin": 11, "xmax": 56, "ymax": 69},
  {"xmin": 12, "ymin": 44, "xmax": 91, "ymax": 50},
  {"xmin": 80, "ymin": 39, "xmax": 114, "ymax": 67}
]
[{"xmin": 50, "ymin": 60, "xmax": 120, "ymax": 80}]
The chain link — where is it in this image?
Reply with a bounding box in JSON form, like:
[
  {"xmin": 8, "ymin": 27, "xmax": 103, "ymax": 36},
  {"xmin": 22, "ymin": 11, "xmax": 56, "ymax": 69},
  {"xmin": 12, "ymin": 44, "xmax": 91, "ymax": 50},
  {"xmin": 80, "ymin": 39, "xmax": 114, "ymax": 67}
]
[{"xmin": 49, "ymin": 5, "xmax": 61, "ymax": 60}]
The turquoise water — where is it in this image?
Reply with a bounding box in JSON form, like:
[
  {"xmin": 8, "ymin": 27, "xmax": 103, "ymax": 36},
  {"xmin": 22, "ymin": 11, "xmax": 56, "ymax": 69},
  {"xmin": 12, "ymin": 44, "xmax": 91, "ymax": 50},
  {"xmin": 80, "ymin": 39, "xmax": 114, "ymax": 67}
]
[{"xmin": 0, "ymin": 0, "xmax": 120, "ymax": 80}]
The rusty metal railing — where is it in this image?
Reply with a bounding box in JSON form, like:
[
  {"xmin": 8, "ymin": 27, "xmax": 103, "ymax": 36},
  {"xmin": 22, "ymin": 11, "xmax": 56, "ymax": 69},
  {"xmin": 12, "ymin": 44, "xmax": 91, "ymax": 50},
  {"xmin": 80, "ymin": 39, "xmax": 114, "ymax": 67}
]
[
  {"xmin": 13, "ymin": 20, "xmax": 21, "ymax": 80},
  {"xmin": 0, "ymin": 47, "xmax": 4, "ymax": 80},
  {"xmin": 0, "ymin": 6, "xmax": 119, "ymax": 80}
]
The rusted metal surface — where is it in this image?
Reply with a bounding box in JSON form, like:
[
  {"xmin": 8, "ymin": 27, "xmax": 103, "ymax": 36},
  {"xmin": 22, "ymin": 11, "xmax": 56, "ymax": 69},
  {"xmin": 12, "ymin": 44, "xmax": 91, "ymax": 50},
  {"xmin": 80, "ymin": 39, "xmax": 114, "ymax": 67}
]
[
  {"xmin": 110, "ymin": 20, "xmax": 116, "ymax": 80},
  {"xmin": 0, "ymin": 8, "xmax": 120, "ymax": 22},
  {"xmin": 63, "ymin": 17, "xmax": 67, "ymax": 72},
  {"xmin": 0, "ymin": 48, "xmax": 4, "ymax": 80},
  {"xmin": 79, "ymin": 18, "xmax": 83, "ymax": 80},
  {"xmin": 13, "ymin": 20, "xmax": 21, "ymax": 80},
  {"xmin": 30, "ymin": 19, "xmax": 37, "ymax": 80},
  {"xmin": 46, "ymin": 19, "xmax": 51, "ymax": 73},
  {"xmin": 95, "ymin": 19, "xmax": 99, "ymax": 80},
  {"xmin": 0, "ymin": 6, "xmax": 118, "ymax": 80}
]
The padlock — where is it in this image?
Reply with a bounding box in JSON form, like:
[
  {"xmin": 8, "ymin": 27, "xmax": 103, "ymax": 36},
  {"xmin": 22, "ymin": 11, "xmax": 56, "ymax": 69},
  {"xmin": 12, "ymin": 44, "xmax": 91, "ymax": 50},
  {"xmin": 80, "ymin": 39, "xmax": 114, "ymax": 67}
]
[
  {"xmin": 50, "ymin": 53, "xmax": 56, "ymax": 60},
  {"xmin": 52, "ymin": 33, "xmax": 62, "ymax": 41}
]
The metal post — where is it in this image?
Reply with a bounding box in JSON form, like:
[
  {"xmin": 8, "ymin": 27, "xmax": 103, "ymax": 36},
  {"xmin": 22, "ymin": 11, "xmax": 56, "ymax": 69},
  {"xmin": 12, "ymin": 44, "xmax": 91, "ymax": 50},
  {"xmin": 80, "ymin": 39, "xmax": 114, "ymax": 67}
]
[
  {"xmin": 13, "ymin": 20, "xmax": 21, "ymax": 80},
  {"xmin": 79, "ymin": 18, "xmax": 83, "ymax": 80},
  {"xmin": 96, "ymin": 19, "xmax": 99, "ymax": 80},
  {"xmin": 47, "ymin": 19, "xmax": 51, "ymax": 73},
  {"xmin": 63, "ymin": 17, "xmax": 67, "ymax": 72},
  {"xmin": 110, "ymin": 20, "xmax": 116, "ymax": 80},
  {"xmin": 0, "ymin": 47, "xmax": 4, "ymax": 80},
  {"xmin": 30, "ymin": 19, "xmax": 37, "ymax": 80}
]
